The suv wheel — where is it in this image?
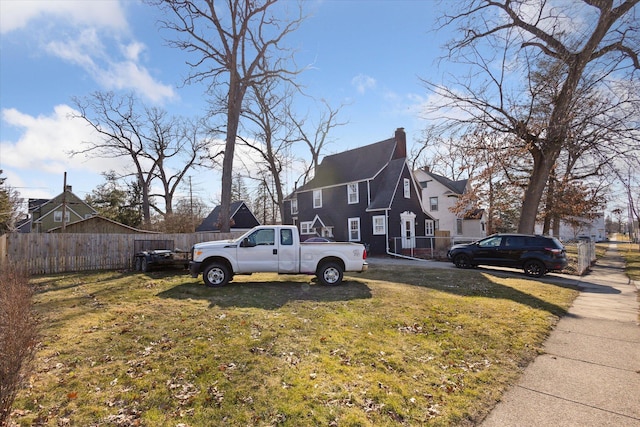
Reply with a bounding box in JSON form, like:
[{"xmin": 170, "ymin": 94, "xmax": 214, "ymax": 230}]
[
  {"xmin": 524, "ymin": 260, "xmax": 546, "ymax": 277},
  {"xmin": 453, "ymin": 254, "xmax": 473, "ymax": 269}
]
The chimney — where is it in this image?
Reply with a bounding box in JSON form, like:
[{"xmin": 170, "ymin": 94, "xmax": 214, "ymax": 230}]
[{"xmin": 393, "ymin": 127, "xmax": 406, "ymax": 159}]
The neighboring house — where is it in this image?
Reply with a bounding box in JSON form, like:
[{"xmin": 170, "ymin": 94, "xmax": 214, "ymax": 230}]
[
  {"xmin": 196, "ymin": 200, "xmax": 260, "ymax": 232},
  {"xmin": 414, "ymin": 168, "xmax": 486, "ymax": 239},
  {"xmin": 283, "ymin": 128, "xmax": 434, "ymax": 256},
  {"xmin": 48, "ymin": 215, "xmax": 157, "ymax": 234},
  {"xmin": 535, "ymin": 213, "xmax": 607, "ymax": 242},
  {"xmin": 28, "ymin": 186, "xmax": 97, "ymax": 233}
]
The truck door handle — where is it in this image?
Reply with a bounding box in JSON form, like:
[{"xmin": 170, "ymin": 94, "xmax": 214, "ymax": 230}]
[{"xmin": 273, "ymin": 249, "xmax": 278, "ymax": 255}]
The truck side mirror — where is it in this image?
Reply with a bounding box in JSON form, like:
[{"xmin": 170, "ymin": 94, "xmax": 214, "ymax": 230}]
[{"xmin": 240, "ymin": 238, "xmax": 255, "ymax": 248}]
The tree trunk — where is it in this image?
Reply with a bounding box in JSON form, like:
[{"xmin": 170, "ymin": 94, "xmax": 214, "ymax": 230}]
[
  {"xmin": 517, "ymin": 146, "xmax": 560, "ymax": 234},
  {"xmin": 219, "ymin": 75, "xmax": 245, "ymax": 233}
]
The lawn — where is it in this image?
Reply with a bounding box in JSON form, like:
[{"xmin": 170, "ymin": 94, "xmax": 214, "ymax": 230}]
[
  {"xmin": 617, "ymin": 242, "xmax": 640, "ymax": 282},
  {"xmin": 11, "ymin": 265, "xmax": 579, "ymax": 426}
]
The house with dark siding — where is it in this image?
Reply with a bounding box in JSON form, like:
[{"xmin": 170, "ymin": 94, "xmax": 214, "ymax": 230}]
[
  {"xmin": 283, "ymin": 128, "xmax": 434, "ymax": 256},
  {"xmin": 196, "ymin": 200, "xmax": 260, "ymax": 232}
]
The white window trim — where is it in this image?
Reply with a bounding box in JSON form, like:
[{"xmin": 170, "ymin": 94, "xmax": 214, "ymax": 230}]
[
  {"xmin": 348, "ymin": 217, "xmax": 361, "ymax": 242},
  {"xmin": 347, "ymin": 183, "xmax": 359, "ymax": 204},
  {"xmin": 373, "ymin": 215, "xmax": 386, "ymax": 235},
  {"xmin": 430, "ymin": 197, "xmax": 438, "ymax": 212},
  {"xmin": 403, "ymin": 178, "xmax": 410, "ymax": 198},
  {"xmin": 425, "ymin": 219, "xmax": 435, "ymax": 236},
  {"xmin": 300, "ymin": 221, "xmax": 313, "ymax": 235},
  {"xmin": 290, "ymin": 198, "xmax": 298, "ymax": 215},
  {"xmin": 313, "ymin": 190, "xmax": 322, "ymax": 208},
  {"xmin": 54, "ymin": 211, "xmax": 70, "ymax": 223}
]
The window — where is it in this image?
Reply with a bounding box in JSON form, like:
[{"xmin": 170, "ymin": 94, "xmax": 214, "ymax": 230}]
[
  {"xmin": 248, "ymin": 228, "xmax": 275, "ymax": 245},
  {"xmin": 290, "ymin": 198, "xmax": 298, "ymax": 215},
  {"xmin": 313, "ymin": 190, "xmax": 322, "ymax": 208},
  {"xmin": 280, "ymin": 229, "xmax": 293, "ymax": 246},
  {"xmin": 425, "ymin": 220, "xmax": 434, "ymax": 236},
  {"xmin": 300, "ymin": 221, "xmax": 313, "ymax": 235},
  {"xmin": 54, "ymin": 211, "xmax": 70, "ymax": 223},
  {"xmin": 429, "ymin": 197, "xmax": 438, "ymax": 211},
  {"xmin": 403, "ymin": 178, "xmax": 410, "ymax": 198},
  {"xmin": 348, "ymin": 217, "xmax": 361, "ymax": 241},
  {"xmin": 373, "ymin": 215, "xmax": 386, "ymax": 235},
  {"xmin": 456, "ymin": 218, "xmax": 463, "ymax": 235},
  {"xmin": 347, "ymin": 183, "xmax": 359, "ymax": 204}
]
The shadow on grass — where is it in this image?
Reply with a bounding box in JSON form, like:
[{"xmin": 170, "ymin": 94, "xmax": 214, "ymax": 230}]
[
  {"xmin": 157, "ymin": 279, "xmax": 373, "ymax": 310},
  {"xmin": 359, "ymin": 266, "xmax": 573, "ymax": 317},
  {"xmin": 31, "ymin": 270, "xmax": 134, "ymax": 294}
]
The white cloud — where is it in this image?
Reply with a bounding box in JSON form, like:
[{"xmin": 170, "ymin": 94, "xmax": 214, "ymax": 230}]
[
  {"xmin": 2, "ymin": 0, "xmax": 175, "ymax": 104},
  {"xmin": 0, "ymin": 0, "xmax": 128, "ymax": 34},
  {"xmin": 0, "ymin": 105, "xmax": 130, "ymax": 175},
  {"xmin": 351, "ymin": 74, "xmax": 377, "ymax": 94}
]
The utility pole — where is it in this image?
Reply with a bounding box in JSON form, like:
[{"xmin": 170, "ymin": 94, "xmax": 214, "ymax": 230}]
[
  {"xmin": 61, "ymin": 172, "xmax": 67, "ymax": 233},
  {"xmin": 189, "ymin": 176, "xmax": 194, "ymax": 232}
]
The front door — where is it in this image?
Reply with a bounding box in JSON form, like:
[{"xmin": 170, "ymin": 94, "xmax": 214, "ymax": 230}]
[{"xmin": 400, "ymin": 211, "xmax": 416, "ymax": 249}]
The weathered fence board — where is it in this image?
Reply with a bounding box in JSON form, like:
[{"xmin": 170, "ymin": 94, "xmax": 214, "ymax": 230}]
[{"xmin": 0, "ymin": 232, "xmax": 243, "ymax": 275}]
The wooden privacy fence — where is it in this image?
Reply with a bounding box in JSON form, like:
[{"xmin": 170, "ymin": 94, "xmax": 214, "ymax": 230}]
[{"xmin": 0, "ymin": 232, "xmax": 244, "ymax": 275}]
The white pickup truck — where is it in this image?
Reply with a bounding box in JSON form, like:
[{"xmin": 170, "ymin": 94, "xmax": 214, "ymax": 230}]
[{"xmin": 189, "ymin": 225, "xmax": 368, "ymax": 287}]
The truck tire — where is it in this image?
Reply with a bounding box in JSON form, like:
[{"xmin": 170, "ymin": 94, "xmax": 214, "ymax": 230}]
[
  {"xmin": 524, "ymin": 260, "xmax": 546, "ymax": 277},
  {"xmin": 141, "ymin": 257, "xmax": 150, "ymax": 273},
  {"xmin": 317, "ymin": 262, "xmax": 343, "ymax": 286},
  {"xmin": 203, "ymin": 262, "xmax": 230, "ymax": 287},
  {"xmin": 134, "ymin": 257, "xmax": 142, "ymax": 271}
]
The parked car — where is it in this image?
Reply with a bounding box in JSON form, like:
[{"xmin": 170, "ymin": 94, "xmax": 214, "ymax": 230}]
[
  {"xmin": 303, "ymin": 236, "xmax": 335, "ymax": 242},
  {"xmin": 447, "ymin": 234, "xmax": 568, "ymax": 277}
]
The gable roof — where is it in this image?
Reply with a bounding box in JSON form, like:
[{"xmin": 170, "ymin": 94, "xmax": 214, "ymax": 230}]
[
  {"xmin": 297, "ymin": 137, "xmax": 397, "ymax": 191},
  {"xmin": 196, "ymin": 200, "xmax": 259, "ymax": 232},
  {"xmin": 420, "ymin": 169, "xmax": 468, "ymax": 195},
  {"xmin": 47, "ymin": 215, "xmax": 157, "ymax": 234},
  {"xmin": 367, "ymin": 158, "xmax": 406, "ymax": 211}
]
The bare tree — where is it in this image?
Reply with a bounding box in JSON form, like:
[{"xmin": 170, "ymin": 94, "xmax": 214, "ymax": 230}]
[
  {"xmin": 148, "ymin": 114, "xmax": 210, "ymax": 217},
  {"xmin": 426, "ymin": 0, "xmax": 640, "ymax": 233},
  {"xmin": 72, "ymin": 92, "xmax": 157, "ymax": 226},
  {"xmin": 290, "ymin": 98, "xmax": 348, "ymax": 186},
  {"xmin": 153, "ymin": 0, "xmax": 305, "ymax": 232},
  {"xmin": 238, "ymin": 79, "xmax": 295, "ymax": 223},
  {"xmin": 72, "ymin": 92, "xmax": 208, "ymax": 227}
]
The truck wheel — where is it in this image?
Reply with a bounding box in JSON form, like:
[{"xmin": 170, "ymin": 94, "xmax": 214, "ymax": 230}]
[
  {"xmin": 453, "ymin": 254, "xmax": 472, "ymax": 269},
  {"xmin": 317, "ymin": 262, "xmax": 343, "ymax": 286},
  {"xmin": 141, "ymin": 257, "xmax": 150, "ymax": 273},
  {"xmin": 524, "ymin": 260, "xmax": 545, "ymax": 277},
  {"xmin": 134, "ymin": 257, "xmax": 142, "ymax": 271},
  {"xmin": 203, "ymin": 262, "xmax": 230, "ymax": 287}
]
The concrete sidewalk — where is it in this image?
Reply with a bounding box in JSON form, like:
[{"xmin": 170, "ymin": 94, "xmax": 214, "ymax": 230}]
[{"xmin": 481, "ymin": 244, "xmax": 640, "ymax": 427}]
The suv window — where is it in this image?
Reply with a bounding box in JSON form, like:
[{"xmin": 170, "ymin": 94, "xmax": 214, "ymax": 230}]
[
  {"xmin": 505, "ymin": 236, "xmax": 526, "ymax": 247},
  {"xmin": 479, "ymin": 236, "xmax": 502, "ymax": 247}
]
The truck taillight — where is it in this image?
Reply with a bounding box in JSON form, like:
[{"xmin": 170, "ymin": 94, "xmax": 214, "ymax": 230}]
[{"xmin": 363, "ymin": 249, "xmax": 367, "ymax": 260}]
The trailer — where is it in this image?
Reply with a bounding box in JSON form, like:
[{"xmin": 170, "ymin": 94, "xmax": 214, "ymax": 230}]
[{"xmin": 133, "ymin": 240, "xmax": 189, "ymax": 272}]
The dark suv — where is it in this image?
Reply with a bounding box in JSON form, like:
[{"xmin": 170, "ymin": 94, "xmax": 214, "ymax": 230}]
[{"xmin": 447, "ymin": 234, "xmax": 567, "ymax": 277}]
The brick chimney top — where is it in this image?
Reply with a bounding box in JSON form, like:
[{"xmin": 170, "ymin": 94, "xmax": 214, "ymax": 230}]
[{"xmin": 393, "ymin": 127, "xmax": 406, "ymax": 159}]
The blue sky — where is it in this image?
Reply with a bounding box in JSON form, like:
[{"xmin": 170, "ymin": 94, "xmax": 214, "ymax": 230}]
[{"xmin": 0, "ymin": 0, "xmax": 452, "ymax": 208}]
